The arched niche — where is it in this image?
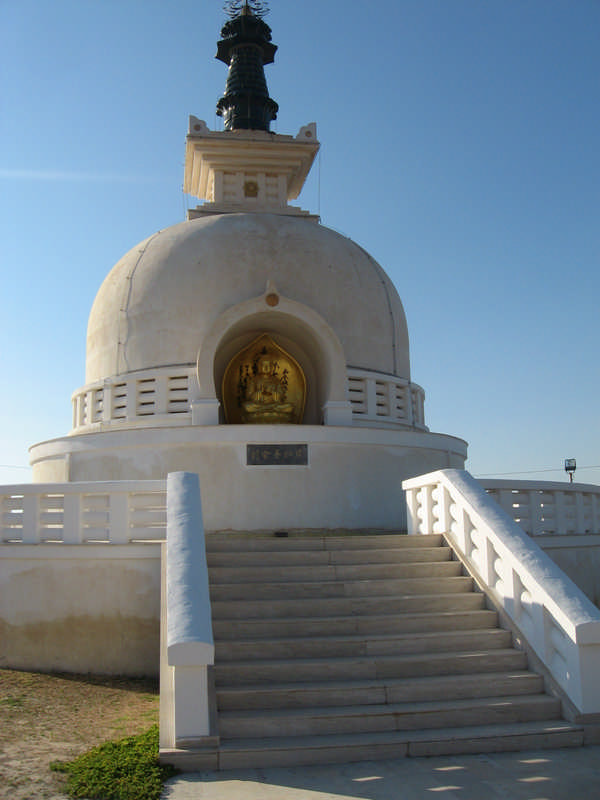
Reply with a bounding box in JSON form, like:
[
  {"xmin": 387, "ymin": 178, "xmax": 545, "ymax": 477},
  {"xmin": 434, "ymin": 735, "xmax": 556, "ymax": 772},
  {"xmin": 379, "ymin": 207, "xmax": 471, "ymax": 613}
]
[{"xmin": 195, "ymin": 289, "xmax": 352, "ymax": 425}]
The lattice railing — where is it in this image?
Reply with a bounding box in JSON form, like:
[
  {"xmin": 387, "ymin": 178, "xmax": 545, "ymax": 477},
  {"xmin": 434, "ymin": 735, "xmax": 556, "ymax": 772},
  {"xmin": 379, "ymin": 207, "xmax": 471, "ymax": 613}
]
[
  {"xmin": 1, "ymin": 481, "xmax": 166, "ymax": 544},
  {"xmin": 346, "ymin": 368, "xmax": 427, "ymax": 429},
  {"xmin": 72, "ymin": 366, "xmax": 428, "ymax": 431},
  {"xmin": 72, "ymin": 368, "xmax": 193, "ymax": 430},
  {"xmin": 403, "ymin": 469, "xmax": 600, "ymax": 716},
  {"xmin": 480, "ymin": 479, "xmax": 600, "ymax": 536}
]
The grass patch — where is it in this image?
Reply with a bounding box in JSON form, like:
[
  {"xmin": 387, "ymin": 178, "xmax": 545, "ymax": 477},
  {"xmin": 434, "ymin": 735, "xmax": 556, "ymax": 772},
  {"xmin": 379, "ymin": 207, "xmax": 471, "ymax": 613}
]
[
  {"xmin": 51, "ymin": 725, "xmax": 177, "ymax": 800},
  {"xmin": 0, "ymin": 694, "xmax": 26, "ymax": 708}
]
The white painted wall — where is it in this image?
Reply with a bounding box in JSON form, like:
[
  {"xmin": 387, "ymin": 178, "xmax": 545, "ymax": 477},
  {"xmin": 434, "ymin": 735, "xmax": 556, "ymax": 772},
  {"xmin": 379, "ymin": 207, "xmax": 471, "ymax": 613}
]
[
  {"xmin": 0, "ymin": 544, "xmax": 161, "ymax": 675},
  {"xmin": 30, "ymin": 426, "xmax": 467, "ymax": 531}
]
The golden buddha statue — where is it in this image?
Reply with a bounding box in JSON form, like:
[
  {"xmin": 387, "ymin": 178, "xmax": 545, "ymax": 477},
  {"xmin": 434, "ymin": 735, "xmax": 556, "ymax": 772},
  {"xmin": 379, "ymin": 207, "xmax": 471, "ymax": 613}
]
[{"xmin": 222, "ymin": 335, "xmax": 306, "ymax": 424}]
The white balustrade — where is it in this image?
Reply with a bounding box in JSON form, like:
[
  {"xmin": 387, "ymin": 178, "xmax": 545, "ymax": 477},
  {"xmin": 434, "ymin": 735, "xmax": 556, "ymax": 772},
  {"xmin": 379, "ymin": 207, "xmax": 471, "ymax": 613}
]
[
  {"xmin": 71, "ymin": 366, "xmax": 427, "ymax": 432},
  {"xmin": 346, "ymin": 368, "xmax": 427, "ymax": 429},
  {"xmin": 1, "ymin": 481, "xmax": 166, "ymax": 544},
  {"xmin": 481, "ymin": 479, "xmax": 600, "ymax": 536},
  {"xmin": 71, "ymin": 368, "xmax": 194, "ymax": 431},
  {"xmin": 403, "ymin": 469, "xmax": 600, "ymax": 717}
]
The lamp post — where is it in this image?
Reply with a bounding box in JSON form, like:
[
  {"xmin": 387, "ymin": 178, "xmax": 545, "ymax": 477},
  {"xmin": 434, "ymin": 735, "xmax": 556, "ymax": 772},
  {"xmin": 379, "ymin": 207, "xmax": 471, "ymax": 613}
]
[{"xmin": 564, "ymin": 458, "xmax": 576, "ymax": 483}]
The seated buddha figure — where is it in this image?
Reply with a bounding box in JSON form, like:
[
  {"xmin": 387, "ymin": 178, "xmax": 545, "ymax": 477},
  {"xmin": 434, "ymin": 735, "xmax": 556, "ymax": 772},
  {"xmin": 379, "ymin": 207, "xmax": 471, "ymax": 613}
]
[{"xmin": 241, "ymin": 353, "xmax": 295, "ymax": 424}]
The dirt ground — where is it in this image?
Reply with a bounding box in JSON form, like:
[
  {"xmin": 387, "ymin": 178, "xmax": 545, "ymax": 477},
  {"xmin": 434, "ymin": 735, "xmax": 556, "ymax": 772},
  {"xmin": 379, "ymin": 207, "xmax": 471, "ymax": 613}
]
[{"xmin": 0, "ymin": 668, "xmax": 159, "ymax": 800}]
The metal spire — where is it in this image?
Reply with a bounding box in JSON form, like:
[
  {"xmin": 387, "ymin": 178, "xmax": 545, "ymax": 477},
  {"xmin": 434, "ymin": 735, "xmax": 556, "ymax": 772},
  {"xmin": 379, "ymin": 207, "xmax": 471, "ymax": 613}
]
[
  {"xmin": 223, "ymin": 1, "xmax": 270, "ymax": 20},
  {"xmin": 216, "ymin": 1, "xmax": 278, "ymax": 131}
]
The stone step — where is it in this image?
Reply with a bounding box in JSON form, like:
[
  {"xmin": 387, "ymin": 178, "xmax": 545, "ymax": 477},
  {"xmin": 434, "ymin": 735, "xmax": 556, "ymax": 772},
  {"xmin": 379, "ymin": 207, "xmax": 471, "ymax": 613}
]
[
  {"xmin": 207, "ymin": 545, "xmax": 452, "ymax": 567},
  {"xmin": 218, "ymin": 694, "xmax": 561, "ymax": 739},
  {"xmin": 197, "ymin": 530, "xmax": 576, "ymax": 768},
  {"xmin": 209, "ymin": 560, "xmax": 463, "ymax": 584},
  {"xmin": 208, "ymin": 561, "xmax": 463, "ymax": 586},
  {"xmin": 214, "ymin": 648, "xmax": 529, "ymax": 686},
  {"xmin": 212, "ymin": 608, "xmax": 500, "ymax": 640},
  {"xmin": 209, "ymin": 574, "xmax": 472, "ymax": 601},
  {"xmin": 214, "ymin": 627, "xmax": 512, "ymax": 661},
  {"xmin": 211, "ymin": 590, "xmax": 485, "ymax": 620},
  {"xmin": 205, "ymin": 533, "xmax": 442, "ymax": 552},
  {"xmin": 214, "ymin": 721, "xmax": 583, "ymax": 769},
  {"xmin": 217, "ymin": 670, "xmax": 543, "ymax": 711}
]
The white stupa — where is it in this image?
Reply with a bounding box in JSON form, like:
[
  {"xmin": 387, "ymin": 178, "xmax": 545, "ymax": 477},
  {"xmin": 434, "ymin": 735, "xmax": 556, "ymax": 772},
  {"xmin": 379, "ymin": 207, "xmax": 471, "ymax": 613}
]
[
  {"xmin": 29, "ymin": 5, "xmax": 466, "ymax": 533},
  {"xmin": 6, "ymin": 7, "xmax": 600, "ymax": 758}
]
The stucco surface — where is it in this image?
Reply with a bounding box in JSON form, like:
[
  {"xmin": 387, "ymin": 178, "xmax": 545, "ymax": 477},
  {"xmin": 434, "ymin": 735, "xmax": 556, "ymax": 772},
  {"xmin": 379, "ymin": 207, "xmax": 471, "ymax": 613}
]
[
  {"xmin": 30, "ymin": 426, "xmax": 467, "ymax": 531},
  {"xmin": 0, "ymin": 553, "xmax": 161, "ymax": 676},
  {"xmin": 86, "ymin": 213, "xmax": 410, "ymax": 383},
  {"xmin": 541, "ymin": 539, "xmax": 600, "ymax": 609}
]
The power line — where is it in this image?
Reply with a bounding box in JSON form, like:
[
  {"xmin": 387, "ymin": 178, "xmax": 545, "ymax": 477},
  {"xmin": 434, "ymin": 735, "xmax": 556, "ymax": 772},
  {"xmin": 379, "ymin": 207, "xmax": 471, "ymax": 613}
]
[{"xmin": 477, "ymin": 465, "xmax": 600, "ymax": 478}]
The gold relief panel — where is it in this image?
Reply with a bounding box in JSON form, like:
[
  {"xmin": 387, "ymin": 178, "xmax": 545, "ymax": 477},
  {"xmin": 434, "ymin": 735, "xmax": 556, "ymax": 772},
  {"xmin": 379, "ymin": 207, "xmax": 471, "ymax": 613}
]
[{"xmin": 222, "ymin": 334, "xmax": 306, "ymax": 424}]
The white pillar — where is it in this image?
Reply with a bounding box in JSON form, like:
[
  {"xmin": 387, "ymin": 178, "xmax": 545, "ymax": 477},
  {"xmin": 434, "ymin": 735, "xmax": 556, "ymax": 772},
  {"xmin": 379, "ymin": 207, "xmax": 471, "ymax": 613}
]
[
  {"xmin": 322, "ymin": 400, "xmax": 353, "ymax": 426},
  {"xmin": 62, "ymin": 493, "xmax": 82, "ymax": 544},
  {"xmin": 161, "ymin": 472, "xmax": 215, "ymax": 749},
  {"xmin": 109, "ymin": 493, "xmax": 130, "ymax": 544},
  {"xmin": 155, "ymin": 375, "xmax": 169, "ymax": 416},
  {"xmin": 21, "ymin": 493, "xmax": 40, "ymax": 544}
]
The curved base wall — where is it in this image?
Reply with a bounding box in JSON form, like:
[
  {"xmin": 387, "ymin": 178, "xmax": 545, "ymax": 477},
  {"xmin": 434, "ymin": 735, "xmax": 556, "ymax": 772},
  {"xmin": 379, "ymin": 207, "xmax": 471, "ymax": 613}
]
[{"xmin": 30, "ymin": 426, "xmax": 467, "ymax": 532}]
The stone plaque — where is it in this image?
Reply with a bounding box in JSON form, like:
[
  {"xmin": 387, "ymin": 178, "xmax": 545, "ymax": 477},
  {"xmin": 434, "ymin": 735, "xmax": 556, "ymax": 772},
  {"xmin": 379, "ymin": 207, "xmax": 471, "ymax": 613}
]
[{"xmin": 247, "ymin": 444, "xmax": 308, "ymax": 466}]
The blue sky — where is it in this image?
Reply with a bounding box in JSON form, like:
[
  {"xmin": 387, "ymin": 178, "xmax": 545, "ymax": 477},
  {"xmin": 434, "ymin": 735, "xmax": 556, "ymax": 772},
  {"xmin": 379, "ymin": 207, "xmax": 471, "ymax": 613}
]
[{"xmin": 1, "ymin": 0, "xmax": 598, "ymax": 485}]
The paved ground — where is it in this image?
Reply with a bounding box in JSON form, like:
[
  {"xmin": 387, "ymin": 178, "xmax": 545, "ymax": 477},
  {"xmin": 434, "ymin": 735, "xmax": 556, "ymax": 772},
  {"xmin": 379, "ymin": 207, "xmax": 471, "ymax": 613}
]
[{"xmin": 162, "ymin": 745, "xmax": 600, "ymax": 799}]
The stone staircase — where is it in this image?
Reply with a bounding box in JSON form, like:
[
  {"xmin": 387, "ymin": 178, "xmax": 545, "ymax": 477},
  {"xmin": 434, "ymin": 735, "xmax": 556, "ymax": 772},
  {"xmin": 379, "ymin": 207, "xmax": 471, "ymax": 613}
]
[{"xmin": 206, "ymin": 531, "xmax": 582, "ymax": 769}]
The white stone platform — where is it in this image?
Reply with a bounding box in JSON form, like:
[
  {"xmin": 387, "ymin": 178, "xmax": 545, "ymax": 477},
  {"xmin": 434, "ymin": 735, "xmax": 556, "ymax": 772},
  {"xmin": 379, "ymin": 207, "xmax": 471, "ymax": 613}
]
[{"xmin": 30, "ymin": 426, "xmax": 466, "ymax": 531}]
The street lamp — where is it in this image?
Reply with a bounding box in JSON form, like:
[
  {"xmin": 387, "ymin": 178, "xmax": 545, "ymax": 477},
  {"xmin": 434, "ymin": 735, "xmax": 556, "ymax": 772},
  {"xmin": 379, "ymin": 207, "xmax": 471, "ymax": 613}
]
[{"xmin": 564, "ymin": 458, "xmax": 576, "ymax": 483}]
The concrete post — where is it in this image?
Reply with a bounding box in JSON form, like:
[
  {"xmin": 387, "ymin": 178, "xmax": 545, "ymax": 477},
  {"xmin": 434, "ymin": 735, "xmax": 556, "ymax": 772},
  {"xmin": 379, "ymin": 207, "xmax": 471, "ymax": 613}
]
[{"xmin": 160, "ymin": 471, "xmax": 215, "ymax": 750}]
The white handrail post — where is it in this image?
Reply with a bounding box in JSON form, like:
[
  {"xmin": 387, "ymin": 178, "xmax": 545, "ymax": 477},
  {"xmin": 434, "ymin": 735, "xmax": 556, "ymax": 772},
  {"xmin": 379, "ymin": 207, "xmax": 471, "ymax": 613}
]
[
  {"xmin": 554, "ymin": 491, "xmax": 567, "ymax": 535},
  {"xmin": 453, "ymin": 505, "xmax": 468, "ymax": 554},
  {"xmin": 125, "ymin": 378, "xmax": 135, "ymax": 422},
  {"xmin": 406, "ymin": 382, "xmax": 414, "ymax": 426},
  {"xmin": 529, "ymin": 490, "xmax": 543, "ymax": 536},
  {"xmin": 365, "ymin": 378, "xmax": 376, "ymax": 418},
  {"xmin": 434, "ymin": 483, "xmax": 451, "ymax": 535},
  {"xmin": 155, "ymin": 374, "xmax": 169, "ymax": 416},
  {"xmin": 592, "ymin": 493, "xmax": 600, "ymax": 534},
  {"xmin": 496, "ymin": 489, "xmax": 514, "ymax": 521},
  {"xmin": 22, "ymin": 493, "xmax": 40, "ymax": 544},
  {"xmin": 405, "ymin": 487, "xmax": 418, "ymax": 535},
  {"xmin": 109, "ymin": 492, "xmax": 130, "ymax": 544},
  {"xmin": 62, "ymin": 492, "xmax": 82, "ymax": 544},
  {"xmin": 161, "ymin": 472, "xmax": 215, "ymax": 750},
  {"xmin": 102, "ymin": 380, "xmax": 113, "ymax": 423},
  {"xmin": 420, "ymin": 485, "xmax": 435, "ymax": 535},
  {"xmin": 575, "ymin": 491, "xmax": 586, "ymax": 534}
]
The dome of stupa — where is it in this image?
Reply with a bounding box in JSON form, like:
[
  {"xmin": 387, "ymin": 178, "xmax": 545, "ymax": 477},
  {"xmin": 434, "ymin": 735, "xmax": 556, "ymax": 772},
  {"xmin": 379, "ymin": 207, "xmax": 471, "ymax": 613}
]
[{"xmin": 86, "ymin": 212, "xmax": 410, "ymax": 385}]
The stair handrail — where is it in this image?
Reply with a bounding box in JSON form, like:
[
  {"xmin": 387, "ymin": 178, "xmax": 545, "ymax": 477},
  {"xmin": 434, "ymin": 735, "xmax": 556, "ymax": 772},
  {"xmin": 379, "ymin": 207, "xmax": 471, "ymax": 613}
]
[
  {"xmin": 160, "ymin": 471, "xmax": 215, "ymax": 750},
  {"xmin": 403, "ymin": 468, "xmax": 600, "ymax": 717}
]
